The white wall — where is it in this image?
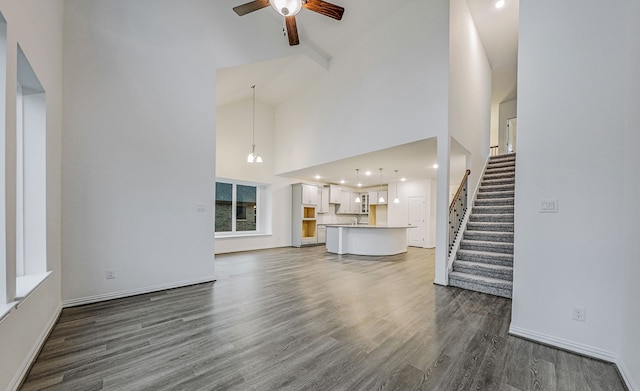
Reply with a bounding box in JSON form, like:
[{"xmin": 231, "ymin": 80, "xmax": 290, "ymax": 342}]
[
  {"xmin": 0, "ymin": 2, "xmax": 64, "ymax": 390},
  {"xmin": 435, "ymin": 0, "xmax": 491, "ymax": 284},
  {"xmin": 512, "ymin": 0, "xmax": 629, "ymax": 376},
  {"xmin": 61, "ymin": 0, "xmax": 296, "ymax": 304},
  {"xmin": 620, "ymin": 0, "xmax": 640, "ymax": 388},
  {"xmin": 215, "ymin": 98, "xmax": 295, "ymax": 253},
  {"xmin": 273, "ymin": 0, "xmax": 450, "ymax": 175},
  {"xmin": 498, "ymin": 98, "xmax": 517, "ymax": 153}
]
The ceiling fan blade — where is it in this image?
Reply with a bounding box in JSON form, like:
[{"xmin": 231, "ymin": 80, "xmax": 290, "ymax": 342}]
[
  {"xmin": 303, "ymin": 0, "xmax": 344, "ymax": 20},
  {"xmin": 233, "ymin": 0, "xmax": 270, "ymax": 16},
  {"xmin": 285, "ymin": 15, "xmax": 300, "ymax": 46}
]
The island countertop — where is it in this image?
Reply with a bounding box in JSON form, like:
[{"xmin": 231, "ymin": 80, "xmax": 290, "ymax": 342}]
[
  {"xmin": 324, "ymin": 224, "xmax": 413, "ymax": 229},
  {"xmin": 325, "ymin": 225, "xmax": 413, "ymax": 256}
]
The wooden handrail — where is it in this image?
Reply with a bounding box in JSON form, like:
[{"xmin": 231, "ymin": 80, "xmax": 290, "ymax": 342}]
[{"xmin": 449, "ymin": 169, "xmax": 471, "ymax": 212}]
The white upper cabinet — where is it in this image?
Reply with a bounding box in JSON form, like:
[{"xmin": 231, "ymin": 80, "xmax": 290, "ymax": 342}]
[
  {"xmin": 318, "ymin": 187, "xmax": 330, "ymax": 213},
  {"xmin": 368, "ymin": 190, "xmax": 388, "ymax": 205},
  {"xmin": 329, "ymin": 185, "xmax": 342, "ymax": 204},
  {"xmin": 301, "ymin": 184, "xmax": 319, "ymax": 205}
]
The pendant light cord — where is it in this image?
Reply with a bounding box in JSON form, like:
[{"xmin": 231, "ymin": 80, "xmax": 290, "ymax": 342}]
[{"xmin": 251, "ymin": 84, "xmax": 256, "ymax": 151}]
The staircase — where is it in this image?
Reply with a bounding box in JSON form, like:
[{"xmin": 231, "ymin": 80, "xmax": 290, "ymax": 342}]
[{"xmin": 449, "ymin": 153, "xmax": 516, "ymax": 298}]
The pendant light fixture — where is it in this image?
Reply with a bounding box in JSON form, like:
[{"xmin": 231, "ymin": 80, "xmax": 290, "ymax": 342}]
[
  {"xmin": 378, "ymin": 168, "xmax": 385, "ymax": 203},
  {"xmin": 247, "ymin": 85, "xmax": 263, "ymax": 163},
  {"xmin": 354, "ymin": 169, "xmax": 361, "ymax": 203},
  {"xmin": 393, "ymin": 169, "xmax": 400, "ymax": 204}
]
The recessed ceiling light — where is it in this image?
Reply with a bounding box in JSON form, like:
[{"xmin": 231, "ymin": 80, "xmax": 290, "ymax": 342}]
[
  {"xmin": 495, "ymin": 0, "xmax": 505, "ymax": 9},
  {"xmin": 315, "ymin": 175, "xmax": 321, "ymax": 180},
  {"xmin": 357, "ymin": 183, "xmax": 362, "ymax": 187},
  {"xmin": 400, "ymin": 177, "xmax": 407, "ymax": 182},
  {"xmin": 340, "ymin": 179, "xmax": 345, "ymax": 184},
  {"xmin": 432, "ymin": 163, "xmax": 439, "ymax": 169},
  {"xmin": 365, "ymin": 171, "xmax": 372, "ymax": 176}
]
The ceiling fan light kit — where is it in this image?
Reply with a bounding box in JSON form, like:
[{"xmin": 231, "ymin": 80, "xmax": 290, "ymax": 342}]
[
  {"xmin": 233, "ymin": 0, "xmax": 344, "ymax": 46},
  {"xmin": 271, "ymin": 0, "xmax": 303, "ymax": 16}
]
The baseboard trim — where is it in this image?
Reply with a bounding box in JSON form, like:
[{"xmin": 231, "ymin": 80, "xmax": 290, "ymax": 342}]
[
  {"xmin": 616, "ymin": 357, "xmax": 638, "ymax": 391},
  {"xmin": 509, "ymin": 325, "xmax": 638, "ymax": 390},
  {"xmin": 62, "ymin": 276, "xmax": 217, "ymax": 308},
  {"xmin": 509, "ymin": 325, "xmax": 617, "ymax": 363},
  {"xmin": 9, "ymin": 303, "xmax": 62, "ymax": 391}
]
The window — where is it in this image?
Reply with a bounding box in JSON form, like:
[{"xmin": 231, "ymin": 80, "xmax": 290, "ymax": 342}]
[
  {"xmin": 14, "ymin": 44, "xmax": 50, "ymax": 301},
  {"xmin": 0, "ymin": 13, "xmax": 7, "ymax": 314},
  {"xmin": 215, "ymin": 179, "xmax": 270, "ymax": 237}
]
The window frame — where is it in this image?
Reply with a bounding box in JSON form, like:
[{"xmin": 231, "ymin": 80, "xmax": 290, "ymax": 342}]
[{"xmin": 214, "ymin": 178, "xmax": 271, "ymax": 238}]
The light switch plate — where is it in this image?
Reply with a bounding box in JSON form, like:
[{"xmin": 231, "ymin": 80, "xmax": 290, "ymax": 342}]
[{"xmin": 540, "ymin": 199, "xmax": 559, "ymax": 213}]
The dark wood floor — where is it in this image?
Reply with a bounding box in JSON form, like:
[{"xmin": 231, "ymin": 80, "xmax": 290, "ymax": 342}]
[{"xmin": 21, "ymin": 247, "xmax": 625, "ymax": 390}]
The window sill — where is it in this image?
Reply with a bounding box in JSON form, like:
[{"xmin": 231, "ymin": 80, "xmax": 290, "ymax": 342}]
[
  {"xmin": 215, "ymin": 232, "xmax": 272, "ymax": 239},
  {"xmin": 16, "ymin": 271, "xmax": 53, "ymax": 305},
  {"xmin": 0, "ymin": 271, "xmax": 51, "ymax": 323},
  {"xmin": 0, "ymin": 301, "xmax": 18, "ymax": 323}
]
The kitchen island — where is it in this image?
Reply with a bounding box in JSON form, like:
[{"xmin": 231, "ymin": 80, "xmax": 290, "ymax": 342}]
[{"xmin": 325, "ymin": 225, "xmax": 413, "ymax": 256}]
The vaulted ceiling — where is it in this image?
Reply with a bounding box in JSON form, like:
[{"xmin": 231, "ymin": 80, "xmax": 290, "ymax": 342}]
[{"xmin": 217, "ymin": 0, "xmax": 519, "ymax": 185}]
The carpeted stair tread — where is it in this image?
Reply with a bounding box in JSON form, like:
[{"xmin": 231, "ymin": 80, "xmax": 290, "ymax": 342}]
[
  {"xmin": 472, "ymin": 205, "xmax": 514, "ymax": 214},
  {"xmin": 452, "ymin": 260, "xmax": 513, "ymax": 281},
  {"xmin": 456, "ymin": 249, "xmax": 513, "ymax": 266},
  {"xmin": 448, "ymin": 272, "xmax": 513, "ymax": 298},
  {"xmin": 476, "ymin": 190, "xmax": 515, "ymax": 199},
  {"xmin": 467, "ymin": 221, "xmax": 514, "ymax": 232},
  {"xmin": 486, "ymin": 161, "xmax": 516, "ymax": 169},
  {"xmin": 464, "ymin": 230, "xmax": 514, "ymax": 242},
  {"xmin": 474, "ymin": 197, "xmax": 515, "ymax": 206},
  {"xmin": 479, "ymin": 184, "xmax": 515, "ymax": 193},
  {"xmin": 460, "ymin": 239, "xmax": 513, "ymax": 254},
  {"xmin": 469, "ymin": 213, "xmax": 514, "ymax": 222},
  {"xmin": 489, "ymin": 153, "xmax": 516, "ymax": 160},
  {"xmin": 484, "ymin": 167, "xmax": 516, "ymax": 175},
  {"xmin": 481, "ymin": 179, "xmax": 515, "ymax": 187}
]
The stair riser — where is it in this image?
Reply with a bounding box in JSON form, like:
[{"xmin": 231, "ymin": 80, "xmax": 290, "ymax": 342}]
[
  {"xmin": 453, "ymin": 264, "xmax": 513, "ymax": 281},
  {"xmin": 487, "ymin": 162, "xmax": 516, "ymax": 169},
  {"xmin": 456, "ymin": 252, "xmax": 513, "ymax": 266},
  {"xmin": 488, "ymin": 158, "xmax": 516, "ymax": 165},
  {"xmin": 472, "ymin": 207, "xmax": 514, "ymax": 214},
  {"xmin": 460, "ymin": 241, "xmax": 513, "ymax": 254},
  {"xmin": 475, "ymin": 198, "xmax": 514, "ymax": 206},
  {"xmin": 476, "ymin": 191, "xmax": 515, "ymax": 200},
  {"xmin": 479, "ymin": 185, "xmax": 515, "ymax": 193},
  {"xmin": 466, "ymin": 223, "xmax": 514, "ymax": 232},
  {"xmin": 469, "ymin": 214, "xmax": 514, "ymax": 223},
  {"xmin": 464, "ymin": 232, "xmax": 514, "ymax": 243},
  {"xmin": 481, "ymin": 179, "xmax": 515, "ymax": 186},
  {"xmin": 484, "ymin": 168, "xmax": 515, "ymax": 176},
  {"xmin": 449, "ymin": 278, "xmax": 512, "ymax": 298}
]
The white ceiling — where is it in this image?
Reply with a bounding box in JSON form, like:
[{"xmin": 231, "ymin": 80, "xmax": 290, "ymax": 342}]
[
  {"xmin": 217, "ymin": 0, "xmax": 519, "ymax": 186},
  {"xmin": 279, "ymin": 138, "xmax": 468, "ymax": 187}
]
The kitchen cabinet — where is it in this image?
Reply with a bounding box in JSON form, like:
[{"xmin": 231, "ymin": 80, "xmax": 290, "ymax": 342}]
[
  {"xmin": 337, "ymin": 190, "xmax": 360, "ymax": 214},
  {"xmin": 359, "ymin": 192, "xmax": 369, "ymax": 214},
  {"xmin": 292, "ymin": 184, "xmax": 317, "ymax": 247},
  {"xmin": 317, "ymin": 187, "xmax": 330, "ymax": 214},
  {"xmin": 302, "ymin": 184, "xmax": 319, "ymax": 205},
  {"xmin": 329, "ymin": 185, "xmax": 342, "ymax": 204},
  {"xmin": 317, "ymin": 225, "xmax": 326, "ymax": 244},
  {"xmin": 368, "ymin": 190, "xmax": 388, "ymax": 205}
]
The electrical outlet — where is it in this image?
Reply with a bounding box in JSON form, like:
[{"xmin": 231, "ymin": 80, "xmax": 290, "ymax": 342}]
[
  {"xmin": 196, "ymin": 203, "xmax": 206, "ymax": 212},
  {"xmin": 572, "ymin": 306, "xmax": 586, "ymax": 322},
  {"xmin": 106, "ymin": 269, "xmax": 116, "ymax": 280}
]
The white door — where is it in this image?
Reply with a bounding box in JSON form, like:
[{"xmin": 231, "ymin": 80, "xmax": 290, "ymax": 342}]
[{"xmin": 408, "ymin": 196, "xmax": 426, "ymax": 247}]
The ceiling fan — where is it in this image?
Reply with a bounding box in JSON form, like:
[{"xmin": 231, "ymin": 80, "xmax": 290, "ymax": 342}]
[{"xmin": 233, "ymin": 0, "xmax": 345, "ymax": 46}]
